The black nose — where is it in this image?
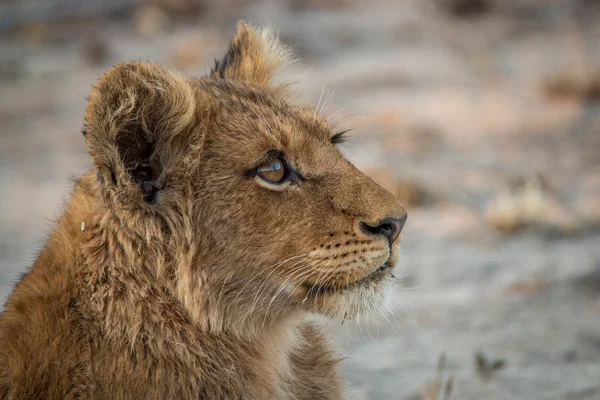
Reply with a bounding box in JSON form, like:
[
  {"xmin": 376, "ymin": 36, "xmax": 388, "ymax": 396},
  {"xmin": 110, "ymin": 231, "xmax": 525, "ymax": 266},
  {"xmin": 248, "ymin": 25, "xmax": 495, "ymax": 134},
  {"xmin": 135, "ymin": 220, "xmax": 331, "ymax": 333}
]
[{"xmin": 360, "ymin": 215, "xmax": 407, "ymax": 245}]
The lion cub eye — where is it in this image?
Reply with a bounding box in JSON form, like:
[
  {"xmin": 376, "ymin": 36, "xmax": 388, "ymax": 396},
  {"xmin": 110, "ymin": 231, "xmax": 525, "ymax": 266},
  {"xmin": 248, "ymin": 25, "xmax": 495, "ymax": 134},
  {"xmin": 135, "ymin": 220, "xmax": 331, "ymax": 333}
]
[{"xmin": 257, "ymin": 158, "xmax": 287, "ymax": 184}]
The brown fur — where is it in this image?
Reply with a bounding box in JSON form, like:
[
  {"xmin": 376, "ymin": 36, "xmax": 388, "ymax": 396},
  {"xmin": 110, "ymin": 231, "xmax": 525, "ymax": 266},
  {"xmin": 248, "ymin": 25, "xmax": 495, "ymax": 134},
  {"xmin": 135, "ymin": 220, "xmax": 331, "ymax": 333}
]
[{"xmin": 0, "ymin": 21, "xmax": 406, "ymax": 399}]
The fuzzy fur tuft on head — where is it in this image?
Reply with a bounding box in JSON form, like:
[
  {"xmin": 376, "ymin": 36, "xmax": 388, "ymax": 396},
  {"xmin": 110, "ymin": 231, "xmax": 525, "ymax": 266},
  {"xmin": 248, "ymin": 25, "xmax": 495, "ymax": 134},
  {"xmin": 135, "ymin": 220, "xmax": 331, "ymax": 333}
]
[{"xmin": 211, "ymin": 21, "xmax": 294, "ymax": 86}]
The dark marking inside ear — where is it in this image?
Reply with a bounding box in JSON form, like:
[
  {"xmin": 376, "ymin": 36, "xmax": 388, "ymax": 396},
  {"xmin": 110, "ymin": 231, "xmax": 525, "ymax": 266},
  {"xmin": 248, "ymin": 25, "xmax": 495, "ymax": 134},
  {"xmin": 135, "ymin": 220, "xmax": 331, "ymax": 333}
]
[
  {"xmin": 133, "ymin": 160, "xmax": 153, "ymax": 185},
  {"xmin": 116, "ymin": 128, "xmax": 160, "ymax": 204},
  {"xmin": 134, "ymin": 160, "xmax": 159, "ymax": 204}
]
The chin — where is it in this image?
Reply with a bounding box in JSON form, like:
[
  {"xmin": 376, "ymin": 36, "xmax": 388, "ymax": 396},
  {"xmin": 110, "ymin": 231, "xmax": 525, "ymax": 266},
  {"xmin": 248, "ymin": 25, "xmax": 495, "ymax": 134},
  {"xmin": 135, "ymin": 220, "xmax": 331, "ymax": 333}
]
[{"xmin": 301, "ymin": 268, "xmax": 394, "ymax": 320}]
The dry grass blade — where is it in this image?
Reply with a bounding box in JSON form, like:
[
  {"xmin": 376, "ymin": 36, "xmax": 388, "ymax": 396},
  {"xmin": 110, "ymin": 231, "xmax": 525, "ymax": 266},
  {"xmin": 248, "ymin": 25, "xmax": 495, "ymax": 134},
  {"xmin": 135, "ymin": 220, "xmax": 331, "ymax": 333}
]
[{"xmin": 419, "ymin": 353, "xmax": 454, "ymax": 400}]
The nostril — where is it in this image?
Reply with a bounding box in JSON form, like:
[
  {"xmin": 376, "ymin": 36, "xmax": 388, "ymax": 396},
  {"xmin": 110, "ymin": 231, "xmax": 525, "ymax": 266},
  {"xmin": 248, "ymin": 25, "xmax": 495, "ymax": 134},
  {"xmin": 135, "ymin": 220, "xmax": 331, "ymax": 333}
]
[
  {"xmin": 378, "ymin": 222, "xmax": 397, "ymax": 238},
  {"xmin": 360, "ymin": 221, "xmax": 382, "ymax": 237},
  {"xmin": 360, "ymin": 215, "xmax": 406, "ymax": 245},
  {"xmin": 378, "ymin": 220, "xmax": 400, "ymax": 245}
]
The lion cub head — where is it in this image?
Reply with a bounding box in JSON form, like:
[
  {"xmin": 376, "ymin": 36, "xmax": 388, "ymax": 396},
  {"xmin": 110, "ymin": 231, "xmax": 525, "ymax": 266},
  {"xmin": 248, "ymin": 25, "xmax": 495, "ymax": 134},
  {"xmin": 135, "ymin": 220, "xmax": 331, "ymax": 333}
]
[{"xmin": 83, "ymin": 22, "xmax": 406, "ymax": 333}]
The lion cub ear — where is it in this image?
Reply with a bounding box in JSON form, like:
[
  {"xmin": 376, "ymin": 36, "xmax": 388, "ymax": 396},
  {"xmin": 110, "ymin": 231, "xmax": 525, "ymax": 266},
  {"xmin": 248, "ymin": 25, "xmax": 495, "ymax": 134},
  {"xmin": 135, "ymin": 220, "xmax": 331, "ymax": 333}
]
[
  {"xmin": 211, "ymin": 21, "xmax": 293, "ymax": 86},
  {"xmin": 83, "ymin": 61, "xmax": 196, "ymax": 204}
]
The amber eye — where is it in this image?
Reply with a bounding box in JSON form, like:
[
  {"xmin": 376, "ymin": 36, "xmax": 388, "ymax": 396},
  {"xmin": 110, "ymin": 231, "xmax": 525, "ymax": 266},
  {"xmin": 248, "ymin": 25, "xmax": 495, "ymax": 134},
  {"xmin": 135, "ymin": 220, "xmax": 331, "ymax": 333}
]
[{"xmin": 257, "ymin": 158, "xmax": 287, "ymax": 184}]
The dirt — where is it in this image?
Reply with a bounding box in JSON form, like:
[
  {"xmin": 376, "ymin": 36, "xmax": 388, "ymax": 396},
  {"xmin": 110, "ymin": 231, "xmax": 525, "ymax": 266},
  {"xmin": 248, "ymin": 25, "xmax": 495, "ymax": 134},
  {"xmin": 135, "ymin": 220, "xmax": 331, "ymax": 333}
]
[{"xmin": 1, "ymin": 0, "xmax": 599, "ymax": 398}]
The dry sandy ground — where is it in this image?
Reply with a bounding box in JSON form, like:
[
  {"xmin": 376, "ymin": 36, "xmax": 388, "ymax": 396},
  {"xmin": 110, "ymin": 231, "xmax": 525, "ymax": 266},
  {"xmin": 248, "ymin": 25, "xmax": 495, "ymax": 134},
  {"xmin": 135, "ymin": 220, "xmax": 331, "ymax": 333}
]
[{"xmin": 1, "ymin": 1, "xmax": 599, "ymax": 398}]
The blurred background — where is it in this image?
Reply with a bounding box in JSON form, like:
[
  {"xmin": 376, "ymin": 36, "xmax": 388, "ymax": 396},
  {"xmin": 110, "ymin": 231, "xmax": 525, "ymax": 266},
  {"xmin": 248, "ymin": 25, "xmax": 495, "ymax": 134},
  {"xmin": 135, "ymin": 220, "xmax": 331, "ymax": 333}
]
[{"xmin": 1, "ymin": 0, "xmax": 599, "ymax": 398}]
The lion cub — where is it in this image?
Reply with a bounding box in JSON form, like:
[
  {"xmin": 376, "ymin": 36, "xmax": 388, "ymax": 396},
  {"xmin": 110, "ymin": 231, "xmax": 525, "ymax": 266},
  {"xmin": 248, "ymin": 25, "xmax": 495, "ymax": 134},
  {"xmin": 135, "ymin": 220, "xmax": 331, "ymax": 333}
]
[{"xmin": 0, "ymin": 21, "xmax": 406, "ymax": 399}]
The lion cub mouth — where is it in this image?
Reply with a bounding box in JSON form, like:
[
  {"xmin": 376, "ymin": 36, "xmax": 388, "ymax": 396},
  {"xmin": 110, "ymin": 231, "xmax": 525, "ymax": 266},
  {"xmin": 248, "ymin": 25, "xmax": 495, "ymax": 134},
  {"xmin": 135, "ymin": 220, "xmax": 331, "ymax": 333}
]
[{"xmin": 303, "ymin": 263, "xmax": 390, "ymax": 296}]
